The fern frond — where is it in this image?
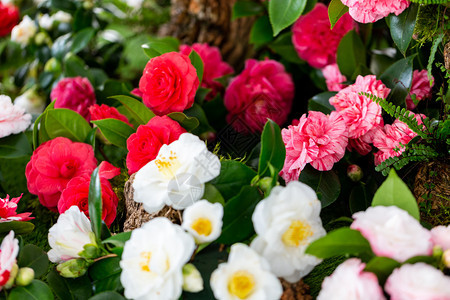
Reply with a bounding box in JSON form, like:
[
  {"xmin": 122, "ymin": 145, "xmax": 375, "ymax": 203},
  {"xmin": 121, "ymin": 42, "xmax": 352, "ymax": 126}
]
[{"xmin": 427, "ymin": 33, "xmax": 444, "ymax": 84}]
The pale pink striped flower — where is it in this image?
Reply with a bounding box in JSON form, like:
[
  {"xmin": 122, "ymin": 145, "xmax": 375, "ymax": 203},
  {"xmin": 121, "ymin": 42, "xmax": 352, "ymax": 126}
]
[
  {"xmin": 341, "ymin": 0, "xmax": 410, "ymax": 24},
  {"xmin": 406, "ymin": 70, "xmax": 434, "ymax": 110},
  {"xmin": 322, "ymin": 64, "xmax": 347, "ymax": 92}
]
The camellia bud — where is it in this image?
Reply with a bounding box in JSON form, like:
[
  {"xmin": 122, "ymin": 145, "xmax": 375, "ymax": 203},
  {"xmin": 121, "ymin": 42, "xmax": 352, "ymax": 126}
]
[
  {"xmin": 4, "ymin": 264, "xmax": 19, "ymax": 289},
  {"xmin": 78, "ymin": 243, "xmax": 101, "ymax": 260},
  {"xmin": 443, "ymin": 250, "xmax": 450, "ymax": 268},
  {"xmin": 15, "ymin": 267, "xmax": 35, "ymax": 286},
  {"xmin": 56, "ymin": 259, "xmax": 88, "ymax": 278},
  {"xmin": 258, "ymin": 177, "xmax": 274, "ymax": 194},
  {"xmin": 44, "ymin": 57, "xmax": 62, "ymax": 74},
  {"xmin": 347, "ymin": 164, "xmax": 363, "ymax": 182},
  {"xmin": 182, "ymin": 263, "xmax": 203, "ymax": 293}
]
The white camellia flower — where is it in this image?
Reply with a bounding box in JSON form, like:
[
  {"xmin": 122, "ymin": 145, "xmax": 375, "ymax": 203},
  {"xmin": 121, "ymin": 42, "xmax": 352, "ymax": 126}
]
[
  {"xmin": 210, "ymin": 243, "xmax": 282, "ymax": 300},
  {"xmin": 120, "ymin": 217, "xmax": 196, "ymax": 300},
  {"xmin": 0, "ymin": 95, "xmax": 32, "ymax": 138},
  {"xmin": 182, "ymin": 200, "xmax": 223, "ymax": 244},
  {"xmin": 38, "ymin": 14, "xmax": 53, "ymax": 30},
  {"xmin": 133, "ymin": 133, "xmax": 220, "ymax": 214},
  {"xmin": 250, "ymin": 181, "xmax": 326, "ymax": 283},
  {"xmin": 11, "ymin": 16, "xmax": 38, "ymax": 46},
  {"xmin": 0, "ymin": 231, "xmax": 19, "ymax": 290},
  {"xmin": 125, "ymin": 0, "xmax": 144, "ymax": 9},
  {"xmin": 52, "ymin": 11, "xmax": 72, "ymax": 23},
  {"xmin": 14, "ymin": 89, "xmax": 46, "ymax": 115},
  {"xmin": 47, "ymin": 206, "xmax": 95, "ymax": 263}
]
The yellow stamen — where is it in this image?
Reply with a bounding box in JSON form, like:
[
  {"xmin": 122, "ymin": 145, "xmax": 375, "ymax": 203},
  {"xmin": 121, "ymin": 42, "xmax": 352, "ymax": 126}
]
[
  {"xmin": 228, "ymin": 270, "xmax": 255, "ymax": 299},
  {"xmin": 140, "ymin": 252, "xmax": 152, "ymax": 272},
  {"xmin": 282, "ymin": 220, "xmax": 313, "ymax": 247},
  {"xmin": 191, "ymin": 218, "xmax": 213, "ymax": 236},
  {"xmin": 154, "ymin": 150, "xmax": 180, "ymax": 178}
]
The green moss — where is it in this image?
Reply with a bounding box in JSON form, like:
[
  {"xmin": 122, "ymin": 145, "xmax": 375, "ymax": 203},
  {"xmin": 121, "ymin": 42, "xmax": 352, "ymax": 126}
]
[
  {"xmin": 303, "ymin": 256, "xmax": 347, "ymax": 297},
  {"xmin": 413, "ymin": 4, "xmax": 450, "ymax": 45}
]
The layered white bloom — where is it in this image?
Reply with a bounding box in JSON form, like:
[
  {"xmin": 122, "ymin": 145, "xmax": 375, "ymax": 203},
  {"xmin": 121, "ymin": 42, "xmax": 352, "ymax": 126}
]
[
  {"xmin": 38, "ymin": 14, "xmax": 53, "ymax": 30},
  {"xmin": 133, "ymin": 133, "xmax": 220, "ymax": 214},
  {"xmin": 0, "ymin": 95, "xmax": 31, "ymax": 138},
  {"xmin": 14, "ymin": 89, "xmax": 45, "ymax": 114},
  {"xmin": 11, "ymin": 16, "xmax": 38, "ymax": 46},
  {"xmin": 250, "ymin": 181, "xmax": 326, "ymax": 282},
  {"xmin": 182, "ymin": 200, "xmax": 223, "ymax": 244},
  {"xmin": 351, "ymin": 206, "xmax": 433, "ymax": 262},
  {"xmin": 52, "ymin": 11, "xmax": 72, "ymax": 23},
  {"xmin": 0, "ymin": 231, "xmax": 19, "ymax": 290},
  {"xmin": 385, "ymin": 263, "xmax": 450, "ymax": 300},
  {"xmin": 126, "ymin": 0, "xmax": 144, "ymax": 9},
  {"xmin": 210, "ymin": 243, "xmax": 282, "ymax": 300},
  {"xmin": 47, "ymin": 206, "xmax": 94, "ymax": 263},
  {"xmin": 120, "ymin": 217, "xmax": 196, "ymax": 300},
  {"xmin": 317, "ymin": 258, "xmax": 386, "ymax": 300}
]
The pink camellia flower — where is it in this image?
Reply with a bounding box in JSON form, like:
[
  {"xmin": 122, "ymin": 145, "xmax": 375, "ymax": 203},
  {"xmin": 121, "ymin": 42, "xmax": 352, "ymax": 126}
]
[
  {"xmin": 58, "ymin": 162, "xmax": 120, "ymax": 227},
  {"xmin": 180, "ymin": 43, "xmax": 234, "ymax": 101},
  {"xmin": 406, "ymin": 70, "xmax": 434, "ymax": 110},
  {"xmin": 88, "ymin": 104, "xmax": 133, "ymax": 127},
  {"xmin": 0, "ymin": 95, "xmax": 31, "ymax": 138},
  {"xmin": 0, "ymin": 231, "xmax": 19, "ymax": 290},
  {"xmin": 351, "ymin": 206, "xmax": 433, "ymax": 262},
  {"xmin": 292, "ymin": 3, "xmax": 355, "ymax": 68},
  {"xmin": 25, "ymin": 137, "xmax": 97, "ymax": 210},
  {"xmin": 373, "ymin": 113, "xmax": 425, "ymax": 165},
  {"xmin": 431, "ymin": 225, "xmax": 450, "ymax": 251},
  {"xmin": 0, "ymin": 194, "xmax": 33, "ymax": 223},
  {"xmin": 50, "ymin": 77, "xmax": 96, "ymax": 121},
  {"xmin": 322, "ymin": 64, "xmax": 347, "ymax": 91},
  {"xmin": 317, "ymin": 258, "xmax": 385, "ymax": 300},
  {"xmin": 280, "ymin": 111, "xmax": 348, "ymax": 182},
  {"xmin": 130, "ymin": 88, "xmax": 143, "ymax": 98},
  {"xmin": 347, "ymin": 123, "xmax": 383, "ymax": 156},
  {"xmin": 341, "ymin": 0, "xmax": 410, "ymax": 24},
  {"xmin": 385, "ymin": 263, "xmax": 450, "ymax": 300},
  {"xmin": 224, "ymin": 59, "xmax": 294, "ymax": 133}
]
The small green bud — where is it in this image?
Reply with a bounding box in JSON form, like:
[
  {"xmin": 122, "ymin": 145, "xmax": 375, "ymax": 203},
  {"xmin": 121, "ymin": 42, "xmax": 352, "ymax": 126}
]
[
  {"xmin": 15, "ymin": 267, "xmax": 35, "ymax": 286},
  {"xmin": 347, "ymin": 164, "xmax": 363, "ymax": 182},
  {"xmin": 182, "ymin": 263, "xmax": 203, "ymax": 293},
  {"xmin": 258, "ymin": 177, "xmax": 274, "ymax": 194},
  {"xmin": 78, "ymin": 243, "xmax": 101, "ymax": 260},
  {"xmin": 57, "ymin": 259, "xmax": 88, "ymax": 278},
  {"xmin": 44, "ymin": 58, "xmax": 62, "ymax": 73}
]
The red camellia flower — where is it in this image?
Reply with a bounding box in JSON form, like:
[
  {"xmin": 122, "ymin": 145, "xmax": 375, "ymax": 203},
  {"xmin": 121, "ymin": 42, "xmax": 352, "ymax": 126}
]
[
  {"xmin": 0, "ymin": 2, "xmax": 19, "ymax": 37},
  {"xmin": 88, "ymin": 104, "xmax": 133, "ymax": 127},
  {"xmin": 0, "ymin": 194, "xmax": 33, "ymax": 222},
  {"xmin": 292, "ymin": 3, "xmax": 355, "ymax": 68},
  {"xmin": 58, "ymin": 162, "xmax": 120, "ymax": 227},
  {"xmin": 224, "ymin": 58, "xmax": 294, "ymax": 133},
  {"xmin": 126, "ymin": 116, "xmax": 186, "ymax": 174},
  {"xmin": 50, "ymin": 77, "xmax": 96, "ymax": 121},
  {"xmin": 139, "ymin": 52, "xmax": 199, "ymax": 115},
  {"xmin": 180, "ymin": 43, "xmax": 234, "ymax": 101},
  {"xmin": 25, "ymin": 137, "xmax": 97, "ymax": 210}
]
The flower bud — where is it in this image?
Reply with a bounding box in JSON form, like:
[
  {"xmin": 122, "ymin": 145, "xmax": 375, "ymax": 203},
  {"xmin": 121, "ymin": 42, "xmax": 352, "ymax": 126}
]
[
  {"xmin": 182, "ymin": 263, "xmax": 203, "ymax": 293},
  {"xmin": 347, "ymin": 164, "xmax": 363, "ymax": 182},
  {"xmin": 15, "ymin": 267, "xmax": 35, "ymax": 286},
  {"xmin": 44, "ymin": 58, "xmax": 62, "ymax": 74},
  {"xmin": 442, "ymin": 250, "xmax": 450, "ymax": 268},
  {"xmin": 56, "ymin": 259, "xmax": 88, "ymax": 278},
  {"xmin": 78, "ymin": 243, "xmax": 101, "ymax": 260},
  {"xmin": 4, "ymin": 264, "xmax": 19, "ymax": 289},
  {"xmin": 258, "ymin": 177, "xmax": 274, "ymax": 194},
  {"xmin": 34, "ymin": 32, "xmax": 47, "ymax": 46}
]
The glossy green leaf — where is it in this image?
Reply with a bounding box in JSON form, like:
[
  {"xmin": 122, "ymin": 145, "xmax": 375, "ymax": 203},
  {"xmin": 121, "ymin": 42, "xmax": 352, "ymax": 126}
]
[
  {"xmin": 167, "ymin": 112, "xmax": 199, "ymax": 132},
  {"xmin": 258, "ymin": 120, "xmax": 285, "ymax": 178},
  {"xmin": 63, "ymin": 53, "xmax": 92, "ymax": 80},
  {"xmin": 0, "ymin": 133, "xmax": 32, "ymax": 159},
  {"xmin": 51, "ymin": 33, "xmax": 73, "ymax": 60},
  {"xmin": 89, "ymin": 257, "xmax": 122, "ymax": 294},
  {"xmin": 250, "ymin": 16, "xmax": 274, "ymax": 46},
  {"xmin": 183, "ymin": 103, "xmax": 213, "ymax": 134},
  {"xmin": 298, "ymin": 165, "xmax": 341, "ymax": 208},
  {"xmin": 45, "ymin": 108, "xmax": 91, "ymax": 142},
  {"xmin": 269, "ymin": 32, "xmax": 304, "ymax": 64},
  {"xmin": 337, "ymin": 30, "xmax": 366, "ymax": 79},
  {"xmin": 33, "ymin": 102, "xmax": 55, "ymax": 149},
  {"xmin": 102, "ymin": 231, "xmax": 132, "ymax": 248},
  {"xmin": 232, "ymin": 1, "xmax": 265, "ymax": 19},
  {"xmin": 0, "ymin": 221, "xmax": 34, "ymax": 237},
  {"xmin": 372, "ymin": 169, "xmax": 420, "ymax": 220},
  {"xmin": 91, "ymin": 119, "xmax": 135, "ymax": 149},
  {"xmin": 189, "ymin": 49, "xmax": 204, "ymax": 83},
  {"xmin": 305, "ymin": 227, "xmax": 375, "ymax": 260},
  {"xmin": 89, "ymin": 291, "xmax": 126, "ymax": 300},
  {"xmin": 349, "ymin": 181, "xmax": 376, "ymax": 213},
  {"xmin": 18, "ymin": 244, "xmax": 49, "ymax": 278},
  {"xmin": 388, "ymin": 3, "xmax": 419, "ymax": 56},
  {"xmin": 308, "ymin": 92, "xmax": 337, "ymax": 114},
  {"xmin": 269, "ymin": 0, "xmax": 307, "ymax": 36},
  {"xmin": 364, "ymin": 256, "xmax": 400, "ymax": 284},
  {"xmin": 88, "ymin": 167, "xmax": 102, "ymax": 240},
  {"xmin": 216, "ymin": 186, "xmax": 262, "ymax": 244},
  {"xmin": 110, "ymin": 95, "xmax": 155, "ymax": 125},
  {"xmin": 47, "ymin": 270, "xmax": 92, "ymax": 300},
  {"xmin": 50, "ymin": 0, "xmax": 76, "ymax": 12},
  {"xmin": 328, "ymin": 0, "xmax": 349, "ymax": 29},
  {"xmin": 9, "ymin": 280, "xmax": 54, "ymax": 300},
  {"xmin": 203, "ymin": 183, "xmax": 226, "ymax": 205},
  {"xmin": 141, "ymin": 37, "xmax": 180, "ymax": 59},
  {"xmin": 71, "ymin": 28, "xmax": 96, "ymax": 55}
]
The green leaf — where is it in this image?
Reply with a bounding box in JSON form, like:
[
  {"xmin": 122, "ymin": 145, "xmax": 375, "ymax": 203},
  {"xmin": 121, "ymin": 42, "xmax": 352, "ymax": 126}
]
[
  {"xmin": 45, "ymin": 109, "xmax": 92, "ymax": 142},
  {"xmin": 298, "ymin": 165, "xmax": 341, "ymax": 208},
  {"xmin": 51, "ymin": 34, "xmax": 73, "ymax": 60},
  {"xmin": 364, "ymin": 256, "xmax": 400, "ymax": 284},
  {"xmin": 110, "ymin": 95, "xmax": 154, "ymax": 125},
  {"xmin": 269, "ymin": 0, "xmax": 307, "ymax": 36},
  {"xmin": 258, "ymin": 120, "xmax": 285, "ymax": 178},
  {"xmin": 268, "ymin": 32, "xmax": 304, "ymax": 64},
  {"xmin": 102, "ymin": 231, "xmax": 132, "ymax": 248},
  {"xmin": 388, "ymin": 3, "xmax": 419, "ymax": 56},
  {"xmin": 88, "ymin": 167, "xmax": 102, "ymax": 241},
  {"xmin": 63, "ymin": 53, "xmax": 92, "ymax": 81},
  {"xmin": 216, "ymin": 186, "xmax": 262, "ymax": 244},
  {"xmin": 167, "ymin": 112, "xmax": 199, "ymax": 132},
  {"xmin": 47, "ymin": 270, "xmax": 92, "ymax": 300},
  {"xmin": 0, "ymin": 221, "xmax": 34, "ymax": 237},
  {"xmin": 232, "ymin": 1, "xmax": 265, "ymax": 19},
  {"xmin": 71, "ymin": 28, "xmax": 96, "ymax": 55},
  {"xmin": 308, "ymin": 92, "xmax": 337, "ymax": 114},
  {"xmin": 141, "ymin": 37, "xmax": 180, "ymax": 59},
  {"xmin": 349, "ymin": 181, "xmax": 375, "ymax": 213},
  {"xmin": 337, "ymin": 30, "xmax": 366, "ymax": 79},
  {"xmin": 91, "ymin": 119, "xmax": 135, "ymax": 149},
  {"xmin": 89, "ymin": 291, "xmax": 126, "ymax": 300},
  {"xmin": 372, "ymin": 169, "xmax": 420, "ymax": 220},
  {"xmin": 89, "ymin": 257, "xmax": 122, "ymax": 294},
  {"xmin": 189, "ymin": 49, "xmax": 204, "ymax": 83},
  {"xmin": 328, "ymin": 0, "xmax": 349, "ymax": 29},
  {"xmin": 250, "ymin": 16, "xmax": 274, "ymax": 46},
  {"xmin": 183, "ymin": 103, "xmax": 214, "ymax": 135},
  {"xmin": 0, "ymin": 133, "xmax": 32, "ymax": 159},
  {"xmin": 9, "ymin": 280, "xmax": 54, "ymax": 300},
  {"xmin": 305, "ymin": 227, "xmax": 375, "ymax": 260},
  {"xmin": 203, "ymin": 183, "xmax": 226, "ymax": 206},
  {"xmin": 209, "ymin": 161, "xmax": 257, "ymax": 201},
  {"xmin": 33, "ymin": 102, "xmax": 55, "ymax": 149},
  {"xmin": 17, "ymin": 245, "xmax": 49, "ymax": 278}
]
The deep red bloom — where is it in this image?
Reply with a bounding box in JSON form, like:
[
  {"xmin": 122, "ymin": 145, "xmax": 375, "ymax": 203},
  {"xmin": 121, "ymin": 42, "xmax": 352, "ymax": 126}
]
[
  {"xmin": 0, "ymin": 3, "xmax": 19, "ymax": 37},
  {"xmin": 88, "ymin": 104, "xmax": 133, "ymax": 127},
  {"xmin": 25, "ymin": 137, "xmax": 97, "ymax": 210},
  {"xmin": 126, "ymin": 116, "xmax": 186, "ymax": 174}
]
